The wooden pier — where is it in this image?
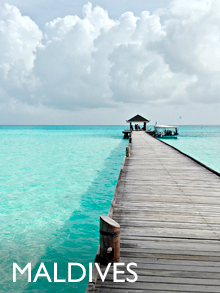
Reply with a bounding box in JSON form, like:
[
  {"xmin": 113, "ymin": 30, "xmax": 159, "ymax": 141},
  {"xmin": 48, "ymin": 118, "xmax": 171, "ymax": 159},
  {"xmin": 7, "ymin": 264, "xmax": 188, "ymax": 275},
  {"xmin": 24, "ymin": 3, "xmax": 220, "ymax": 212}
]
[{"xmin": 87, "ymin": 131, "xmax": 220, "ymax": 292}]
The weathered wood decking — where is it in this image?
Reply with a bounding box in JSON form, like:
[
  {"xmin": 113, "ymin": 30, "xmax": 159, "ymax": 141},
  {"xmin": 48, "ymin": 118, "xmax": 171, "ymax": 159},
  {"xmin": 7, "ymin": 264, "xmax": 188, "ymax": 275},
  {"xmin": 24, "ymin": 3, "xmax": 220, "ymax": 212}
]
[{"xmin": 90, "ymin": 131, "xmax": 220, "ymax": 292}]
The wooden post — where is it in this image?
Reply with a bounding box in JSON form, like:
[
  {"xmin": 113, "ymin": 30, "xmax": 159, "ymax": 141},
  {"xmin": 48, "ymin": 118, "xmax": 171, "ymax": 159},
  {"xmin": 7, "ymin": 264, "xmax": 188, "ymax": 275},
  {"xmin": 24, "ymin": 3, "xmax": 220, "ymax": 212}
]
[
  {"xmin": 100, "ymin": 215, "xmax": 120, "ymax": 264},
  {"xmin": 126, "ymin": 146, "xmax": 131, "ymax": 157},
  {"xmin": 129, "ymin": 136, "xmax": 132, "ymax": 143},
  {"xmin": 144, "ymin": 122, "xmax": 146, "ymax": 131}
]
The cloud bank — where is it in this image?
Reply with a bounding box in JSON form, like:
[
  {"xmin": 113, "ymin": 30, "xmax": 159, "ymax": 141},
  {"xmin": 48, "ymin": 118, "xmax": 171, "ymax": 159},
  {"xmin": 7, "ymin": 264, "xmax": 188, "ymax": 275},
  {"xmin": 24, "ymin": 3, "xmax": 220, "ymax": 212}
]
[{"xmin": 1, "ymin": 0, "xmax": 220, "ymax": 116}]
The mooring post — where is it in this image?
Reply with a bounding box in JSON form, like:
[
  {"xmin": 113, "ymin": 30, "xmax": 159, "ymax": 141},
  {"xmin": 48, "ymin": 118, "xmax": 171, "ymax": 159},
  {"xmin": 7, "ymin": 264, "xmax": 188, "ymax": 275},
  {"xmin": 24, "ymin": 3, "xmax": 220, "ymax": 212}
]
[
  {"xmin": 99, "ymin": 215, "xmax": 120, "ymax": 264},
  {"xmin": 126, "ymin": 146, "xmax": 131, "ymax": 157}
]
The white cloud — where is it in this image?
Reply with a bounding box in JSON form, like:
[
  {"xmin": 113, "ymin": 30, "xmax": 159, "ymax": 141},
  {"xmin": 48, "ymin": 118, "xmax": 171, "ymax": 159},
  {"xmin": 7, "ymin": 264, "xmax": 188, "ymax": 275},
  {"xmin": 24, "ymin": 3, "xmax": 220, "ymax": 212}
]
[
  {"xmin": 1, "ymin": 0, "xmax": 220, "ymax": 123},
  {"xmin": 0, "ymin": 4, "xmax": 42, "ymax": 85}
]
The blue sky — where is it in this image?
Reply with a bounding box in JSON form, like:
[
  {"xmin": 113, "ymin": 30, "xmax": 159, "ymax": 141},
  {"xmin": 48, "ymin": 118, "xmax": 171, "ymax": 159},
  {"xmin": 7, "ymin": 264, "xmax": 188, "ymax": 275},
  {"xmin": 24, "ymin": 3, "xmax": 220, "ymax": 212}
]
[
  {"xmin": 5, "ymin": 0, "xmax": 171, "ymax": 28},
  {"xmin": 0, "ymin": 0, "xmax": 220, "ymax": 125}
]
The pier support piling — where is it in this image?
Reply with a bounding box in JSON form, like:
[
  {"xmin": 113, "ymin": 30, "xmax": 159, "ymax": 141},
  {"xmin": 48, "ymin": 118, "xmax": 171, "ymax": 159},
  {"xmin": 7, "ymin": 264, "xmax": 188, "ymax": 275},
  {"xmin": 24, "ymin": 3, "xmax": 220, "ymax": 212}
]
[
  {"xmin": 126, "ymin": 146, "xmax": 131, "ymax": 157},
  {"xmin": 99, "ymin": 215, "xmax": 120, "ymax": 264}
]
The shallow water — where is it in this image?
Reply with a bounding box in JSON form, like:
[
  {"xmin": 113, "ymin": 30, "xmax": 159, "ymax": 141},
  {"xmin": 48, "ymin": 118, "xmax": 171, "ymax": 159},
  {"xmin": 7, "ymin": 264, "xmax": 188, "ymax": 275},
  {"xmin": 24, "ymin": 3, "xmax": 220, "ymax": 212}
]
[{"xmin": 0, "ymin": 126, "xmax": 127, "ymax": 292}]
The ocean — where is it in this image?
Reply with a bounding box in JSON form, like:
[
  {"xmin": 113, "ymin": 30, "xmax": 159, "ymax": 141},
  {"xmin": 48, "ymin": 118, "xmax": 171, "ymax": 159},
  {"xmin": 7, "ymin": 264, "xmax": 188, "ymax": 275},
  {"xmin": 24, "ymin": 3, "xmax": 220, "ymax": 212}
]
[
  {"xmin": 0, "ymin": 125, "xmax": 219, "ymax": 292},
  {"xmin": 164, "ymin": 125, "xmax": 220, "ymax": 173}
]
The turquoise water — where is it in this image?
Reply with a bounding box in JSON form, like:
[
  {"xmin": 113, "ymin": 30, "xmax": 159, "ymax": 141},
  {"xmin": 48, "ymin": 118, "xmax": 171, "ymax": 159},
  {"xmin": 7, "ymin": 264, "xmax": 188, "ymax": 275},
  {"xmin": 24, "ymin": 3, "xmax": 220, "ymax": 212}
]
[
  {"xmin": 0, "ymin": 126, "xmax": 127, "ymax": 293},
  {"xmin": 162, "ymin": 125, "xmax": 220, "ymax": 173},
  {"xmin": 0, "ymin": 125, "xmax": 220, "ymax": 293}
]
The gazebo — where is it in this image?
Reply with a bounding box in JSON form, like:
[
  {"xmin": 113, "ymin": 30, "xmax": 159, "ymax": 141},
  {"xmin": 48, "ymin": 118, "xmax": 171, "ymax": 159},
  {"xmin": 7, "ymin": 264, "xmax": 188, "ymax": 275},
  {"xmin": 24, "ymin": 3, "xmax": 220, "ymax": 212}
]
[{"xmin": 127, "ymin": 114, "xmax": 150, "ymax": 131}]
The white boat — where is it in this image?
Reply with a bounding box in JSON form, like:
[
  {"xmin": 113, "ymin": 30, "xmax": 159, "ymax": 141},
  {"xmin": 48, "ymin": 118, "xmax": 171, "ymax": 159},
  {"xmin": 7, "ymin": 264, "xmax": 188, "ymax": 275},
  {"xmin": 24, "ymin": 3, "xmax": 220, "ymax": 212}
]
[{"xmin": 154, "ymin": 125, "xmax": 178, "ymax": 139}]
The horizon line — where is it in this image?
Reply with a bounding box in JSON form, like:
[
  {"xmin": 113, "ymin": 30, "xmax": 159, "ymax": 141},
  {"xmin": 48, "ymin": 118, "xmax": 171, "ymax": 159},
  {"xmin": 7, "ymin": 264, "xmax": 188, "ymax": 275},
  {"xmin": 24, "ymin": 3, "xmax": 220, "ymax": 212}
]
[{"xmin": 0, "ymin": 124, "xmax": 220, "ymax": 126}]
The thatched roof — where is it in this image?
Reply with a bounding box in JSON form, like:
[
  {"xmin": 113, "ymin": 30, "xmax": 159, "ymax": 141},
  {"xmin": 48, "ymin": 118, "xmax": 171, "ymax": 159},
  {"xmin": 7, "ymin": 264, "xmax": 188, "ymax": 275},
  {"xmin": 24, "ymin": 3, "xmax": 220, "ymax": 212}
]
[{"xmin": 126, "ymin": 114, "xmax": 150, "ymax": 123}]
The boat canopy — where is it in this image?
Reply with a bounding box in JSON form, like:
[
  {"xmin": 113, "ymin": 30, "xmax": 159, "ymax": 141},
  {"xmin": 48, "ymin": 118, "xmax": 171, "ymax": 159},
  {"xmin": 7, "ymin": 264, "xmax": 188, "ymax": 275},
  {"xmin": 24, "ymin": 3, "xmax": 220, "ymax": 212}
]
[{"xmin": 154, "ymin": 125, "xmax": 178, "ymax": 129}]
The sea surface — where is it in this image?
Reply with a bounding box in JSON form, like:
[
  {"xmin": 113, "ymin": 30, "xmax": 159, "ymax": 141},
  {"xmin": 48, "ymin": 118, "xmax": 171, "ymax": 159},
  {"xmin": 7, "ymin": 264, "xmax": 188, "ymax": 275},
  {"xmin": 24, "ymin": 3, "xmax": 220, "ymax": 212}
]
[
  {"xmin": 0, "ymin": 125, "xmax": 220, "ymax": 293},
  {"xmin": 163, "ymin": 125, "xmax": 220, "ymax": 173}
]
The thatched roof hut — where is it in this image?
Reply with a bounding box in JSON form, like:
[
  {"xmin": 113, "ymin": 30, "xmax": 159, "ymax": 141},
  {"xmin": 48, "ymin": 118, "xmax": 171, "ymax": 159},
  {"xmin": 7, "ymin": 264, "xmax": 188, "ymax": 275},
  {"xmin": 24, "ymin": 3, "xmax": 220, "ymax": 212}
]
[{"xmin": 126, "ymin": 114, "xmax": 150, "ymax": 131}]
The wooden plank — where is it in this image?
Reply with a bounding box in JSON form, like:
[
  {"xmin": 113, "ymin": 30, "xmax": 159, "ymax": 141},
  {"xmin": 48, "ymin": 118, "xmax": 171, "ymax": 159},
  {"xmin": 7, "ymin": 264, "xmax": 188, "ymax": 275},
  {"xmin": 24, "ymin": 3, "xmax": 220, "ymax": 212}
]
[{"xmin": 94, "ymin": 282, "xmax": 220, "ymax": 292}]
